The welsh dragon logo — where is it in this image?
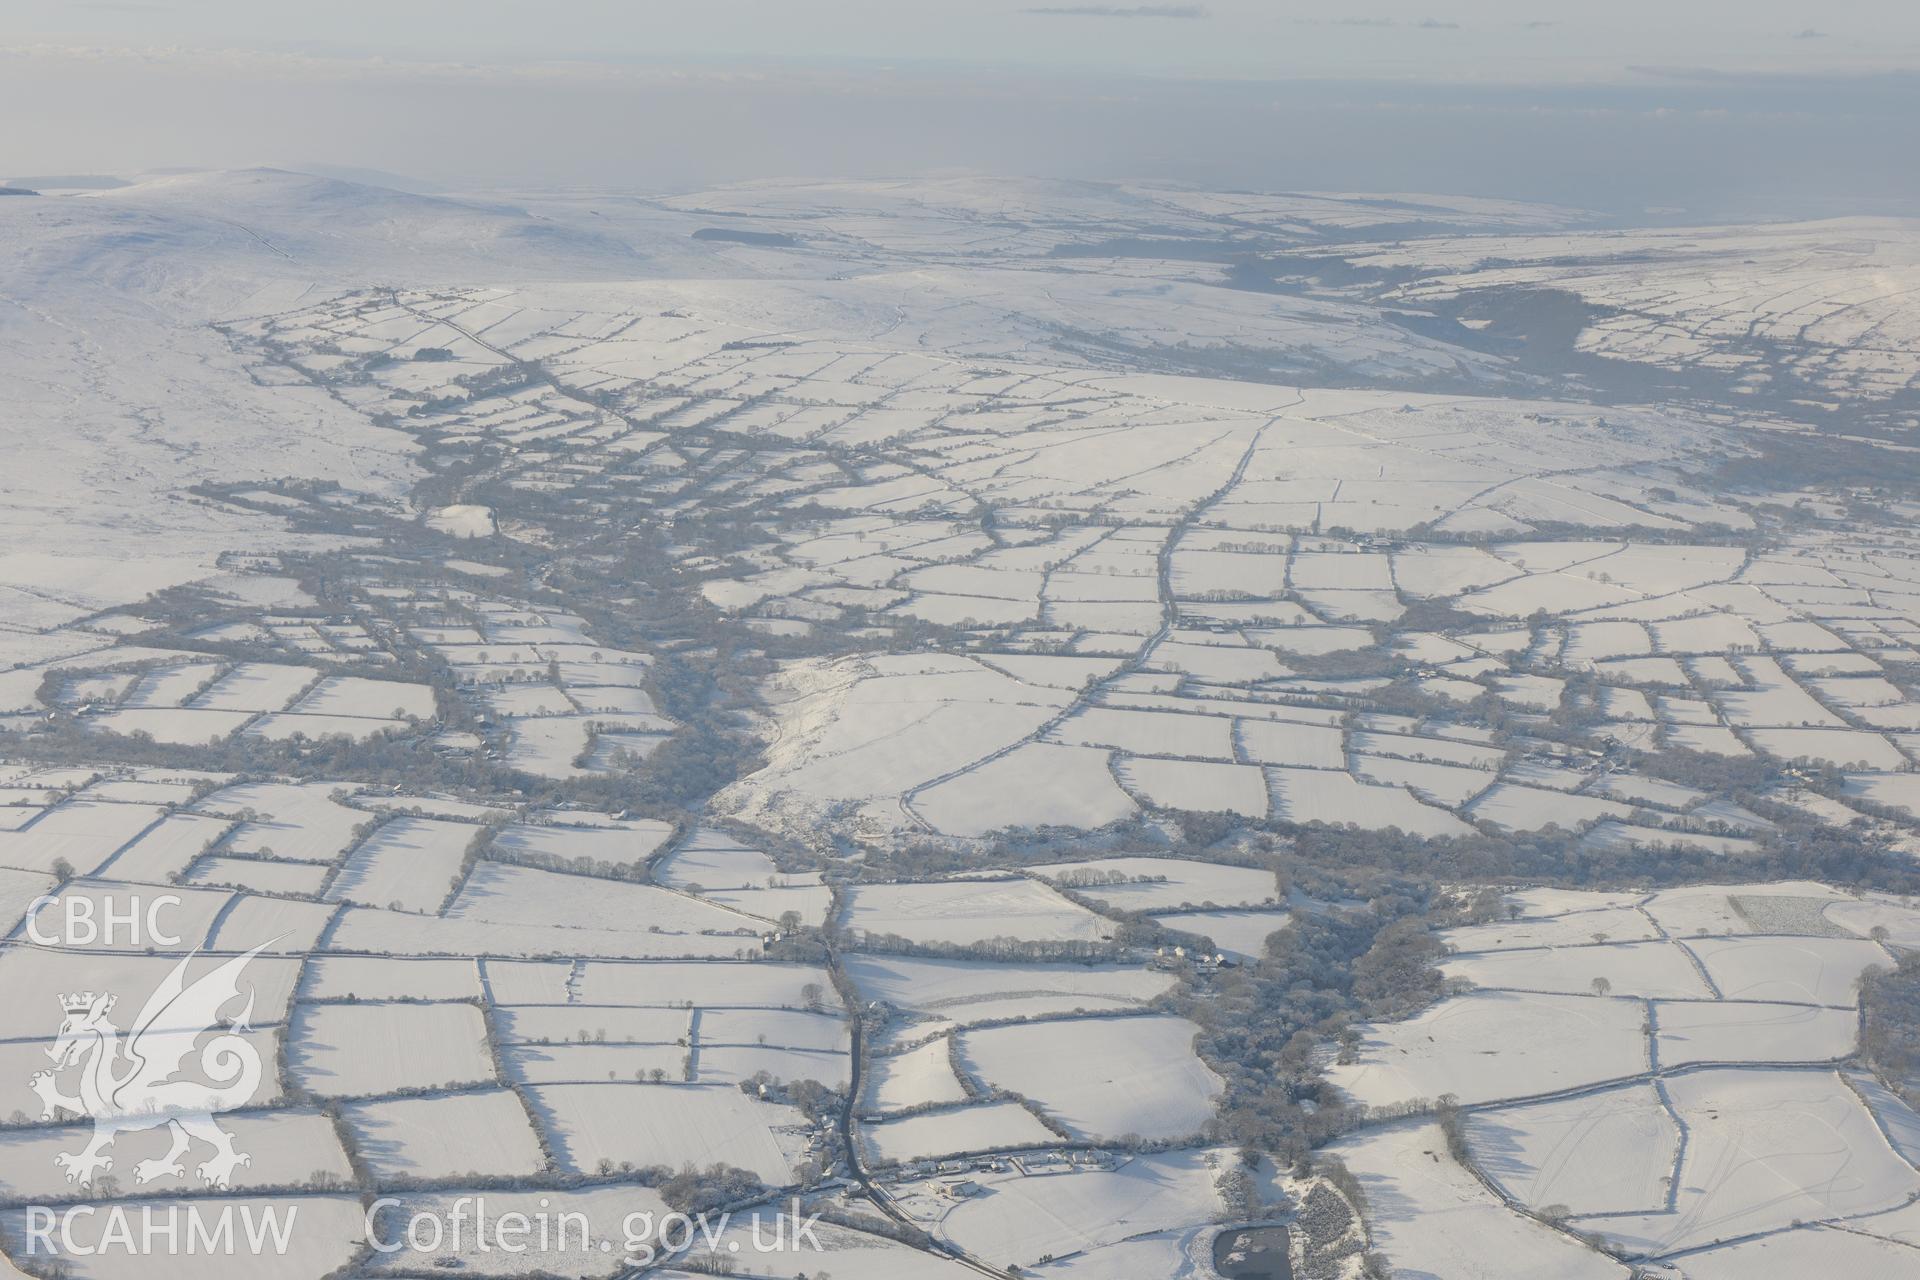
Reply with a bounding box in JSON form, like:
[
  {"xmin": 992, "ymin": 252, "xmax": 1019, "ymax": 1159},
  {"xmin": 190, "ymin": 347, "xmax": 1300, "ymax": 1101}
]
[{"xmin": 30, "ymin": 943, "xmax": 270, "ymax": 1189}]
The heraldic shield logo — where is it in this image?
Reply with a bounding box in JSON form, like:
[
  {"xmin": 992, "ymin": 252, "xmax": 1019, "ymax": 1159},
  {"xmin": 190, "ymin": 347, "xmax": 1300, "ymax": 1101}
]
[{"xmin": 29, "ymin": 942, "xmax": 273, "ymax": 1190}]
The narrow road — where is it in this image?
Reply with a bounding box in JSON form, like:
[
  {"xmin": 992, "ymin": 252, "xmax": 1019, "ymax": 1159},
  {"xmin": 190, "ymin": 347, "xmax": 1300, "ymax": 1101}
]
[{"xmin": 830, "ymin": 945, "xmax": 1014, "ymax": 1279}]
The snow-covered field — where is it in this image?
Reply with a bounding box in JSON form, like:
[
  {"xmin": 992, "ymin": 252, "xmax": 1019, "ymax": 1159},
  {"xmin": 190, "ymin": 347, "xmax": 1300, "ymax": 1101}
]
[
  {"xmin": 840, "ymin": 878, "xmax": 1112, "ymax": 947},
  {"xmin": 1332, "ymin": 1121, "xmax": 1630, "ymax": 1280},
  {"xmin": 1328, "ymin": 989, "xmax": 1651, "ymax": 1107},
  {"xmin": 933, "ymin": 1149, "xmax": 1228, "ymax": 1273},
  {"xmin": 6, "ymin": 168, "xmax": 1920, "ymax": 1280},
  {"xmin": 843, "ymin": 955, "xmax": 1174, "ymax": 1023},
  {"xmin": 957, "ymin": 1015, "xmax": 1221, "ymax": 1141},
  {"xmin": 862, "ymin": 1101, "xmax": 1057, "ymax": 1164},
  {"xmin": 342, "ymin": 1089, "xmax": 547, "ymax": 1180},
  {"xmin": 1582, "ymin": 1069, "xmax": 1920, "ymax": 1256},
  {"xmin": 287, "ymin": 1001, "xmax": 495, "ymax": 1097},
  {"xmin": 533, "ymin": 1083, "xmax": 809, "ymax": 1183}
]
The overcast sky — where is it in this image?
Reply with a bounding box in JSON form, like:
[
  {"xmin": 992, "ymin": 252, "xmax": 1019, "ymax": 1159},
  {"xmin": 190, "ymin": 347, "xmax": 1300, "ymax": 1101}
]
[
  {"xmin": 14, "ymin": 1, "xmax": 1920, "ymax": 78},
  {"xmin": 8, "ymin": 1, "xmax": 1920, "ymax": 215}
]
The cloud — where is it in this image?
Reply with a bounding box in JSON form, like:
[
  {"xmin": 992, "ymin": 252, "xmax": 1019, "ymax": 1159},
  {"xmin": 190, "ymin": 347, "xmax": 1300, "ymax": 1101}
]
[
  {"xmin": 0, "ymin": 41, "xmax": 801, "ymax": 89},
  {"xmin": 1022, "ymin": 4, "xmax": 1209, "ymax": 17},
  {"xmin": 1318, "ymin": 16, "xmax": 1463, "ymax": 30}
]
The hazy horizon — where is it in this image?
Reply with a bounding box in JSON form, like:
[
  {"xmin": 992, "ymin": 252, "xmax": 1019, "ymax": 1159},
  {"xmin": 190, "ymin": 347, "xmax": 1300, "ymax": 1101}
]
[{"xmin": 8, "ymin": 2, "xmax": 1920, "ymax": 219}]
